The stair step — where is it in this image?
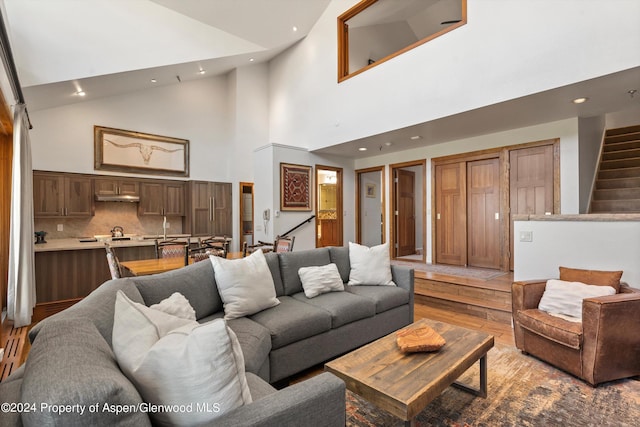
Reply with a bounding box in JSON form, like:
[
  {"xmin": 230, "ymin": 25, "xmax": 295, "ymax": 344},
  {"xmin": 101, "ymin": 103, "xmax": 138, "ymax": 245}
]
[
  {"xmin": 598, "ymin": 166, "xmax": 640, "ymax": 180},
  {"xmin": 605, "ymin": 125, "xmax": 640, "ymax": 138},
  {"xmin": 596, "ymin": 176, "xmax": 640, "ymax": 190},
  {"xmin": 603, "ymin": 147, "xmax": 640, "ymax": 161},
  {"xmin": 590, "ymin": 199, "xmax": 640, "ymax": 213},
  {"xmin": 600, "ymin": 157, "xmax": 640, "ymax": 170},
  {"xmin": 415, "ymin": 294, "xmax": 513, "ymax": 325},
  {"xmin": 592, "ymin": 187, "xmax": 640, "ymax": 200},
  {"xmin": 603, "ymin": 139, "xmax": 640, "ymax": 153}
]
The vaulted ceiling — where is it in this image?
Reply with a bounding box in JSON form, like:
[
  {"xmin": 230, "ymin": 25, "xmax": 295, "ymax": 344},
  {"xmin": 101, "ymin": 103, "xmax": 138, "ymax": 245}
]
[{"xmin": 2, "ymin": 0, "xmax": 331, "ymax": 111}]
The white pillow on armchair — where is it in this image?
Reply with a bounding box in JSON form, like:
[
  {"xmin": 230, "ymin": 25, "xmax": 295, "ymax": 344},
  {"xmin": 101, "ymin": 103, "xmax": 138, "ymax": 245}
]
[{"xmin": 538, "ymin": 279, "xmax": 616, "ymax": 322}]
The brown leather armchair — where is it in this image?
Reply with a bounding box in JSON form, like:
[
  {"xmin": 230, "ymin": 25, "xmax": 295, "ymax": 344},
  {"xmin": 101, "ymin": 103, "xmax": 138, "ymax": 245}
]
[{"xmin": 512, "ymin": 280, "xmax": 640, "ymax": 386}]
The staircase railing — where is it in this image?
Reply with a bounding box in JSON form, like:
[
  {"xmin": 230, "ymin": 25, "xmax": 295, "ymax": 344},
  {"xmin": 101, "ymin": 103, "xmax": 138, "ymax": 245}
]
[{"xmin": 279, "ymin": 215, "xmax": 316, "ymax": 238}]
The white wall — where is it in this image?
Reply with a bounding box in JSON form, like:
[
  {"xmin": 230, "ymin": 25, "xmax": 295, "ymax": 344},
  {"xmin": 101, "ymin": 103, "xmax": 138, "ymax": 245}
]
[
  {"xmin": 354, "ymin": 118, "xmax": 579, "ymax": 262},
  {"xmin": 268, "ymin": 0, "xmax": 640, "ymax": 152},
  {"xmin": 514, "ymin": 219, "xmax": 640, "ymax": 287},
  {"xmin": 29, "ymin": 76, "xmax": 231, "ymax": 181},
  {"xmin": 252, "ymin": 143, "xmax": 355, "ymax": 251},
  {"xmin": 578, "ymin": 116, "xmax": 605, "ymax": 213}
]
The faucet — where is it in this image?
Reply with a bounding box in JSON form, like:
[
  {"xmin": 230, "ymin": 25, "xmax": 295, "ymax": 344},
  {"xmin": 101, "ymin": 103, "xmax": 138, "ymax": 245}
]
[{"xmin": 162, "ymin": 215, "xmax": 167, "ymax": 240}]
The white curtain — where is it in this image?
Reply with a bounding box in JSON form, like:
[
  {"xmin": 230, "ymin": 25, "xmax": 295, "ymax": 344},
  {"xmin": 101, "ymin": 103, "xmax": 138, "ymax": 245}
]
[{"xmin": 7, "ymin": 103, "xmax": 35, "ymax": 327}]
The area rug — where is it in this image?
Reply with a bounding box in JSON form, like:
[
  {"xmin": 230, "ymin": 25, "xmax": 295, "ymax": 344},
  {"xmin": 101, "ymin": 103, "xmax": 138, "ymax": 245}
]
[
  {"xmin": 346, "ymin": 345, "xmax": 640, "ymax": 426},
  {"xmin": 391, "ymin": 260, "xmax": 507, "ymax": 281}
]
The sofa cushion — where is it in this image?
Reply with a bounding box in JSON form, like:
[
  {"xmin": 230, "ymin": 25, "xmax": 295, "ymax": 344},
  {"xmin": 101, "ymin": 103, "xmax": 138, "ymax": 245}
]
[
  {"xmin": 292, "ymin": 291, "xmax": 376, "ymax": 328},
  {"xmin": 298, "ymin": 263, "xmax": 345, "ymax": 298},
  {"xmin": 133, "ymin": 260, "xmax": 221, "ymax": 320},
  {"xmin": 149, "ymin": 292, "xmax": 196, "ymax": 320},
  {"xmin": 249, "ymin": 296, "xmax": 332, "ymax": 349},
  {"xmin": 279, "ymin": 248, "xmax": 332, "ymax": 295},
  {"xmin": 517, "ymin": 308, "xmax": 583, "ymax": 349},
  {"xmin": 538, "ymin": 279, "xmax": 616, "ymax": 322},
  {"xmin": 559, "ymin": 266, "xmax": 623, "ymax": 293},
  {"xmin": 245, "ymin": 372, "xmax": 277, "ymax": 400},
  {"xmin": 345, "ymin": 285, "xmax": 411, "ymax": 313},
  {"xmin": 329, "ymin": 246, "xmax": 350, "ymax": 283},
  {"xmin": 29, "ymin": 278, "xmax": 145, "ymax": 347},
  {"xmin": 347, "ymin": 242, "xmax": 396, "ymax": 286},
  {"xmin": 112, "ymin": 291, "xmax": 252, "ymax": 426},
  {"xmin": 265, "ymin": 252, "xmax": 285, "ymax": 296},
  {"xmin": 211, "ymin": 249, "xmax": 280, "ymax": 319},
  {"xmin": 22, "ymin": 317, "xmax": 150, "ymax": 427}
]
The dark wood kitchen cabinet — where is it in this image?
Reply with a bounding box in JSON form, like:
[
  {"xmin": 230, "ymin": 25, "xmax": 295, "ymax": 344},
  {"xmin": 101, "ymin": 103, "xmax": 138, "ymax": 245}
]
[
  {"xmin": 188, "ymin": 181, "xmax": 232, "ymax": 236},
  {"xmin": 33, "ymin": 171, "xmax": 93, "ymax": 218},
  {"xmin": 94, "ymin": 177, "xmax": 139, "ymax": 197},
  {"xmin": 138, "ymin": 180, "xmax": 185, "ymax": 216}
]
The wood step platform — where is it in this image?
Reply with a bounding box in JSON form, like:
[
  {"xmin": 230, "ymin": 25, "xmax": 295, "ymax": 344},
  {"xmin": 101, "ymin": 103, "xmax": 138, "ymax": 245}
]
[{"xmin": 414, "ymin": 270, "xmax": 513, "ymax": 325}]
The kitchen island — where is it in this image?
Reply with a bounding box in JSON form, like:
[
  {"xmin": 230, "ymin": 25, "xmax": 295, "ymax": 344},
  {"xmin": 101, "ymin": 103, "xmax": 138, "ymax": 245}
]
[{"xmin": 33, "ymin": 235, "xmax": 193, "ymax": 320}]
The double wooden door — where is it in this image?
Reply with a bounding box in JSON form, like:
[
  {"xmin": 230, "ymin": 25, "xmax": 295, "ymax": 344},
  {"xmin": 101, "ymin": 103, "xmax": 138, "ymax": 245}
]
[
  {"xmin": 435, "ymin": 158, "xmax": 500, "ymax": 269},
  {"xmin": 435, "ymin": 143, "xmax": 556, "ymax": 270}
]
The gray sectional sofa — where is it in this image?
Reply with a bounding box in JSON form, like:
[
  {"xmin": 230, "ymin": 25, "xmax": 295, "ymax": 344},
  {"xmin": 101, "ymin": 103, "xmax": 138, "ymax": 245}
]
[{"xmin": 0, "ymin": 246, "xmax": 414, "ymax": 426}]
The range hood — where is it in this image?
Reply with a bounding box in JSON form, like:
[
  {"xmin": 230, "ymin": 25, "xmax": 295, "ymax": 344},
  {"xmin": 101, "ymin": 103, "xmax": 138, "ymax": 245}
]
[{"xmin": 94, "ymin": 194, "xmax": 140, "ymax": 202}]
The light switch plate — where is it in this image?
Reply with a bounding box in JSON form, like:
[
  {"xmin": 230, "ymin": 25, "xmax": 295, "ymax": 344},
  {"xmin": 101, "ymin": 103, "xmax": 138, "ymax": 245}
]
[
  {"xmin": 519, "ymin": 231, "xmax": 533, "ymax": 242},
  {"xmin": 57, "ymin": 224, "xmax": 63, "ymax": 231}
]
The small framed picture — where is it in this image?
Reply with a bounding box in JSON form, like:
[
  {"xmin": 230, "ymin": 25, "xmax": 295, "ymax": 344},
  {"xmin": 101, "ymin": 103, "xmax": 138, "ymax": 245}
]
[
  {"xmin": 280, "ymin": 163, "xmax": 313, "ymax": 211},
  {"xmin": 365, "ymin": 183, "xmax": 376, "ymax": 198}
]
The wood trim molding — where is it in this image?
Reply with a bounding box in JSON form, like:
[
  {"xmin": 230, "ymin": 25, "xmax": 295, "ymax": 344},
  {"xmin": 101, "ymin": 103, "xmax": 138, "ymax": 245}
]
[
  {"xmin": 338, "ymin": 0, "xmax": 467, "ymax": 82},
  {"xmin": 389, "ymin": 159, "xmax": 426, "ymax": 260},
  {"xmin": 0, "ymin": 88, "xmax": 13, "ymax": 314}
]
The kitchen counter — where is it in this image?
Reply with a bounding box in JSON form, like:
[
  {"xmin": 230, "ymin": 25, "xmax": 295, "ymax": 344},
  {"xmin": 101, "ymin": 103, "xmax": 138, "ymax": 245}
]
[{"xmin": 34, "ymin": 235, "xmax": 192, "ymax": 252}]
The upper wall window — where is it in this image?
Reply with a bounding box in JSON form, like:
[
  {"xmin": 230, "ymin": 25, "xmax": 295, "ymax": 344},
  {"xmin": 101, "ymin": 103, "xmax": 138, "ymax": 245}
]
[{"xmin": 338, "ymin": 0, "xmax": 467, "ymax": 82}]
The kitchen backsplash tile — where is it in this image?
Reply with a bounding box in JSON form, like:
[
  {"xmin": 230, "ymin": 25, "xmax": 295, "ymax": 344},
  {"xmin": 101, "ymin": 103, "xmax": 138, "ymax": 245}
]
[{"xmin": 34, "ymin": 202, "xmax": 183, "ymax": 238}]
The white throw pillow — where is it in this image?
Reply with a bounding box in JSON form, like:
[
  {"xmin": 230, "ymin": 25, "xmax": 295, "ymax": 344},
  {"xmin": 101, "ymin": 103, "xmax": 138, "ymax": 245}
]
[
  {"xmin": 210, "ymin": 249, "xmax": 280, "ymax": 319},
  {"xmin": 538, "ymin": 279, "xmax": 616, "ymax": 322},
  {"xmin": 347, "ymin": 241, "xmax": 396, "ymax": 286},
  {"xmin": 298, "ymin": 263, "xmax": 345, "ymax": 298},
  {"xmin": 112, "ymin": 291, "xmax": 252, "ymax": 426},
  {"xmin": 149, "ymin": 292, "xmax": 196, "ymax": 321}
]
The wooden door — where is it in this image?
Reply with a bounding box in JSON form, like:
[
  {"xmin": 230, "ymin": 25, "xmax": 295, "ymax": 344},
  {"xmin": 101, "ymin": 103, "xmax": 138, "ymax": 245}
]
[
  {"xmin": 64, "ymin": 176, "xmax": 93, "ymax": 217},
  {"xmin": 138, "ymin": 182, "xmax": 164, "ymax": 216},
  {"xmin": 213, "ymin": 182, "xmax": 232, "ymax": 236},
  {"xmin": 509, "ymin": 145, "xmax": 554, "ymax": 268},
  {"xmin": 164, "ymin": 182, "xmax": 185, "ymax": 216},
  {"xmin": 33, "ymin": 173, "xmax": 64, "ymax": 217},
  {"xmin": 396, "ymin": 169, "xmax": 415, "ymax": 256},
  {"xmin": 435, "ymin": 163, "xmax": 466, "ymax": 265},
  {"xmin": 190, "ymin": 181, "xmax": 213, "ymax": 236},
  {"xmin": 467, "ymin": 158, "xmax": 501, "ymax": 269}
]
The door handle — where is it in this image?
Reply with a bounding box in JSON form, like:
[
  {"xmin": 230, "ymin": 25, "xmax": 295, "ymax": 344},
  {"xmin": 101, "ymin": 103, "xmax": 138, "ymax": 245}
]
[{"xmin": 212, "ymin": 197, "xmax": 216, "ymax": 222}]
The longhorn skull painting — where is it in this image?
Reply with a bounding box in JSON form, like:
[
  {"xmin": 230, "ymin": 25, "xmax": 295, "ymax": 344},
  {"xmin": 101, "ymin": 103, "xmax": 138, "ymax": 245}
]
[
  {"xmin": 94, "ymin": 125, "xmax": 189, "ymax": 176},
  {"xmin": 104, "ymin": 138, "xmax": 183, "ymax": 165}
]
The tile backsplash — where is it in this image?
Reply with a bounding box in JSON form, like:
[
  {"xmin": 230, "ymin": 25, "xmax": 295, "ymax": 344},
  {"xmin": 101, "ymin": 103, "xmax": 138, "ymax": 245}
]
[{"xmin": 34, "ymin": 202, "xmax": 184, "ymax": 239}]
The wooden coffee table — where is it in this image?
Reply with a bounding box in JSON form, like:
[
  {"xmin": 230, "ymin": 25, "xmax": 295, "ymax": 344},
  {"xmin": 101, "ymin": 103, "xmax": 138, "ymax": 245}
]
[{"xmin": 325, "ymin": 318, "xmax": 494, "ymax": 426}]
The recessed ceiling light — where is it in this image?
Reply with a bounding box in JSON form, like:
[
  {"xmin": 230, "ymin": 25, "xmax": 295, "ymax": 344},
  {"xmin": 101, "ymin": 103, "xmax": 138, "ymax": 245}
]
[
  {"xmin": 410, "ymin": 135, "xmax": 421, "ymax": 140},
  {"xmin": 199, "ymin": 69, "xmax": 206, "ymax": 75},
  {"xmin": 150, "ymin": 78, "xmax": 157, "ymax": 83},
  {"xmin": 572, "ymin": 97, "xmax": 588, "ymax": 104},
  {"xmin": 76, "ymin": 90, "xmax": 86, "ymax": 97},
  {"xmin": 358, "ymin": 147, "xmax": 367, "ymax": 151},
  {"xmin": 384, "ymin": 142, "xmax": 392, "ymax": 146},
  {"xmin": 249, "ymin": 58, "xmax": 255, "ymax": 62},
  {"xmin": 292, "ymin": 26, "xmax": 298, "ymax": 32}
]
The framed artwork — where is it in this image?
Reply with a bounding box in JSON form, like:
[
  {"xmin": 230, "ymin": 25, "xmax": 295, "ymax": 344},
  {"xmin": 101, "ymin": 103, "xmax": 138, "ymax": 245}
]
[
  {"xmin": 280, "ymin": 163, "xmax": 313, "ymax": 211},
  {"xmin": 365, "ymin": 183, "xmax": 376, "ymax": 198},
  {"xmin": 94, "ymin": 125, "xmax": 189, "ymax": 177}
]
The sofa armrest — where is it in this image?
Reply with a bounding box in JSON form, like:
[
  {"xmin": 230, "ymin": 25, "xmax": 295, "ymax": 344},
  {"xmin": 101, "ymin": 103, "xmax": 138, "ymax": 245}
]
[
  {"xmin": 209, "ymin": 372, "xmax": 345, "ymax": 427},
  {"xmin": 620, "ymin": 282, "xmax": 640, "ymax": 294},
  {"xmin": 391, "ymin": 265, "xmax": 414, "ymax": 320},
  {"xmin": 581, "ymin": 293, "xmax": 640, "ymax": 385},
  {"xmin": 511, "ymin": 280, "xmax": 547, "ymax": 350}
]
